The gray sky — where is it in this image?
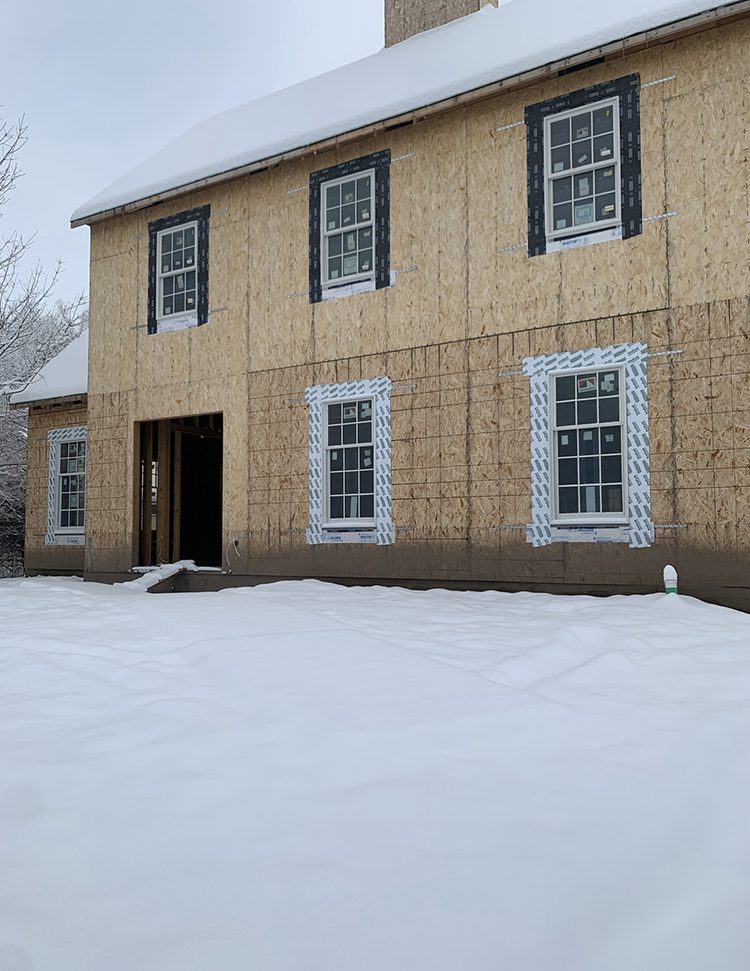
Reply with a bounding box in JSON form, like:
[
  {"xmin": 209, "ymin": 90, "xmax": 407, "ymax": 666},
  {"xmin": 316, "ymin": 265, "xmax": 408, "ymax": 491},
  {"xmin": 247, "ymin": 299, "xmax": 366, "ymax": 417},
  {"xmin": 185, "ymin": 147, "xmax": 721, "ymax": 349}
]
[{"xmin": 3, "ymin": 0, "xmax": 383, "ymax": 304}]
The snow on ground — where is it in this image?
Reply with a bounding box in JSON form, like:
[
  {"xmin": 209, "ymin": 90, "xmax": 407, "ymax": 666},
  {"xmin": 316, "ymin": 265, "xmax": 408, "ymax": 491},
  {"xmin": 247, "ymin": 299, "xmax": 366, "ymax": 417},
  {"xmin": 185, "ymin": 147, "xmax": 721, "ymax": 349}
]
[{"xmin": 1, "ymin": 577, "xmax": 749, "ymax": 970}]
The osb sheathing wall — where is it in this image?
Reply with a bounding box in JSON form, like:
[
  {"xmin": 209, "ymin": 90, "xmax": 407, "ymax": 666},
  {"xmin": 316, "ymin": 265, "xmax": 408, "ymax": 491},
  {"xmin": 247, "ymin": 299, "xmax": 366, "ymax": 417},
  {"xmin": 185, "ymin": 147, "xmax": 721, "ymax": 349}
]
[
  {"xmin": 84, "ymin": 21, "xmax": 750, "ymax": 605},
  {"xmin": 24, "ymin": 403, "xmax": 87, "ymax": 573}
]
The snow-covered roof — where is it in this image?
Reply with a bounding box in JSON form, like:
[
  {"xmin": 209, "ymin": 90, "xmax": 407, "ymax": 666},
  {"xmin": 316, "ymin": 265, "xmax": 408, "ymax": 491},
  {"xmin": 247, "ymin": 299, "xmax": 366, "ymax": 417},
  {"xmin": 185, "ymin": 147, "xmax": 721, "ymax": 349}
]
[
  {"xmin": 10, "ymin": 330, "xmax": 88, "ymax": 406},
  {"xmin": 72, "ymin": 0, "xmax": 741, "ymax": 225}
]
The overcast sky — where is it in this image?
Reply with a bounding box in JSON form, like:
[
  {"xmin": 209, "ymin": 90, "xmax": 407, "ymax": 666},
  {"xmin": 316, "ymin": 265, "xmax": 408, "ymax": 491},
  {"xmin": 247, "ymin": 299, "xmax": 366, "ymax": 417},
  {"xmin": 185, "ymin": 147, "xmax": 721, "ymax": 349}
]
[{"xmin": 4, "ymin": 0, "xmax": 383, "ymax": 304}]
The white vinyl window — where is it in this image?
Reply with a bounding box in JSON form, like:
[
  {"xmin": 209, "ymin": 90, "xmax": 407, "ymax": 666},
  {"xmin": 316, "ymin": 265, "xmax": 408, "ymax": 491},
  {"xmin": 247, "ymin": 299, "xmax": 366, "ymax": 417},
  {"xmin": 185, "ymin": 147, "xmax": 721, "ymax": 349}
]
[
  {"xmin": 56, "ymin": 439, "xmax": 87, "ymax": 531},
  {"xmin": 305, "ymin": 377, "xmax": 394, "ymax": 545},
  {"xmin": 46, "ymin": 427, "xmax": 87, "ymax": 545},
  {"xmin": 545, "ymin": 97, "xmax": 620, "ymax": 241},
  {"xmin": 321, "ymin": 171, "xmax": 375, "ymax": 289},
  {"xmin": 157, "ymin": 223, "xmax": 198, "ymax": 321},
  {"xmin": 323, "ymin": 397, "xmax": 375, "ymax": 527},
  {"xmin": 550, "ymin": 367, "xmax": 627, "ymax": 524}
]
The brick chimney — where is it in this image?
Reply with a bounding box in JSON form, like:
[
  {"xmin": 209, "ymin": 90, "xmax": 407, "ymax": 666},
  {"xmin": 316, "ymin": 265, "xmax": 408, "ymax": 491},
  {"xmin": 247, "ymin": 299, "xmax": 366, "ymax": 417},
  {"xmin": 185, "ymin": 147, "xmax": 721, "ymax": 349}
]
[{"xmin": 385, "ymin": 0, "xmax": 498, "ymax": 48}]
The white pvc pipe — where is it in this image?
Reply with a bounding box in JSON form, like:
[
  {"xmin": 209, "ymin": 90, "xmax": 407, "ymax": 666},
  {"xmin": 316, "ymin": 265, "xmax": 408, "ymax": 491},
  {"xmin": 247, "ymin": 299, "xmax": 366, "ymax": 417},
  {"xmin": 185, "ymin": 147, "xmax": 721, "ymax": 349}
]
[{"xmin": 663, "ymin": 564, "xmax": 678, "ymax": 595}]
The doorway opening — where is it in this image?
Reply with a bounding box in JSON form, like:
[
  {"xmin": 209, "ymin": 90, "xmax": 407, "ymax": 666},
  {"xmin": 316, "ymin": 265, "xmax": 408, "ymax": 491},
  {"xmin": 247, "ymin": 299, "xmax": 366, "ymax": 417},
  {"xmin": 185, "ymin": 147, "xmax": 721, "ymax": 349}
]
[{"xmin": 137, "ymin": 413, "xmax": 223, "ymax": 567}]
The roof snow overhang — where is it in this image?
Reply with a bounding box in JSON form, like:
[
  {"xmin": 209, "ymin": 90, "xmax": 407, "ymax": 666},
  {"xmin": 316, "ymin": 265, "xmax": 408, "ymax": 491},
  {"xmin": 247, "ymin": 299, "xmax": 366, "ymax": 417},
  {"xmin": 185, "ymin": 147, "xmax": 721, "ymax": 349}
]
[{"xmin": 71, "ymin": 0, "xmax": 750, "ymax": 228}]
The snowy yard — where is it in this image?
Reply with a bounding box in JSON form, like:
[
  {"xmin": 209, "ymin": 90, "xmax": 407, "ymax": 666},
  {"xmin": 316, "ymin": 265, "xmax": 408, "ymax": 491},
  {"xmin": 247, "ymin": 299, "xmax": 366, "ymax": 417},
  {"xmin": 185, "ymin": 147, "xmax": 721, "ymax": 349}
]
[{"xmin": 1, "ymin": 577, "xmax": 749, "ymax": 971}]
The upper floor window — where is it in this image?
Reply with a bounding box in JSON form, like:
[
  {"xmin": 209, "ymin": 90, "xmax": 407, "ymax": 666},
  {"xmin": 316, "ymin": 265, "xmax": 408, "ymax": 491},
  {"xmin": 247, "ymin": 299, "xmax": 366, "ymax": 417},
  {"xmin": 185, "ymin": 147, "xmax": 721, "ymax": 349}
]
[
  {"xmin": 545, "ymin": 99, "xmax": 620, "ymax": 243},
  {"xmin": 322, "ymin": 171, "xmax": 375, "ymax": 289},
  {"xmin": 309, "ymin": 151, "xmax": 390, "ymax": 303},
  {"xmin": 147, "ymin": 205, "xmax": 210, "ymax": 334},
  {"xmin": 525, "ymin": 75, "xmax": 641, "ymax": 257},
  {"xmin": 157, "ymin": 223, "xmax": 197, "ymax": 320}
]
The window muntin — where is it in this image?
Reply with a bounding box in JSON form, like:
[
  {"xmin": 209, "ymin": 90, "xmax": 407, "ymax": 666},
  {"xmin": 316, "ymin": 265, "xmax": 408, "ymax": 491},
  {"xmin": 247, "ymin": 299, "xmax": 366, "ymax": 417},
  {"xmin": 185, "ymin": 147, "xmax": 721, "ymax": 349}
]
[
  {"xmin": 157, "ymin": 223, "xmax": 198, "ymax": 320},
  {"xmin": 551, "ymin": 367, "xmax": 626, "ymax": 523},
  {"xmin": 324, "ymin": 397, "xmax": 375, "ymax": 526},
  {"xmin": 57, "ymin": 440, "xmax": 86, "ymax": 531},
  {"xmin": 321, "ymin": 171, "xmax": 375, "ymax": 288},
  {"xmin": 545, "ymin": 98, "xmax": 620, "ymax": 240}
]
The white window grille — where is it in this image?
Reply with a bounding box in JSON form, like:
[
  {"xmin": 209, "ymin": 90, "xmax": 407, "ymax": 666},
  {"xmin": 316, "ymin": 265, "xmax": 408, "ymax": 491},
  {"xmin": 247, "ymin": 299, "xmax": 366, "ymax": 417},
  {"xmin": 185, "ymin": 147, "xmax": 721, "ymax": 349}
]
[
  {"xmin": 305, "ymin": 378, "xmax": 394, "ymax": 545},
  {"xmin": 551, "ymin": 367, "xmax": 627, "ymax": 524},
  {"xmin": 522, "ymin": 343, "xmax": 653, "ymax": 548},
  {"xmin": 46, "ymin": 426, "xmax": 87, "ymax": 546},
  {"xmin": 156, "ymin": 222, "xmax": 198, "ymax": 322},
  {"xmin": 545, "ymin": 97, "xmax": 620, "ymax": 242},
  {"xmin": 321, "ymin": 171, "xmax": 375, "ymax": 289}
]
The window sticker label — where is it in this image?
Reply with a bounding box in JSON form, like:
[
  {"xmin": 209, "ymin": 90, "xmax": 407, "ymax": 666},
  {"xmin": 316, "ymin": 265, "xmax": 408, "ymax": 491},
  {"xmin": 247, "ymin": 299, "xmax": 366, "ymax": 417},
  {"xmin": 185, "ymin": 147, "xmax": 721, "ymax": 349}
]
[
  {"xmin": 601, "ymin": 373, "xmax": 616, "ymax": 393},
  {"xmin": 578, "ymin": 375, "xmax": 597, "ymax": 394}
]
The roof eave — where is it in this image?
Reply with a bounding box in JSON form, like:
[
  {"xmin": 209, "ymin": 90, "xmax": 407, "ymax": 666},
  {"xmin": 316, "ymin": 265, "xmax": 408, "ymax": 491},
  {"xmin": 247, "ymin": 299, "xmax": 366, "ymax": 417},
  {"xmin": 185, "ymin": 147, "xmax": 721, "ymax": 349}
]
[
  {"xmin": 71, "ymin": 0, "xmax": 750, "ymax": 229},
  {"xmin": 11, "ymin": 392, "xmax": 88, "ymax": 411}
]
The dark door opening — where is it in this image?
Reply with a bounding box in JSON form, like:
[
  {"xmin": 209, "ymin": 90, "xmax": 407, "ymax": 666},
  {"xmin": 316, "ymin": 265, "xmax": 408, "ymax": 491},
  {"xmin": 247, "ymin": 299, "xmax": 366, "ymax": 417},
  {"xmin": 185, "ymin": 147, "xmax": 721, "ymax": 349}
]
[{"xmin": 138, "ymin": 413, "xmax": 223, "ymax": 567}]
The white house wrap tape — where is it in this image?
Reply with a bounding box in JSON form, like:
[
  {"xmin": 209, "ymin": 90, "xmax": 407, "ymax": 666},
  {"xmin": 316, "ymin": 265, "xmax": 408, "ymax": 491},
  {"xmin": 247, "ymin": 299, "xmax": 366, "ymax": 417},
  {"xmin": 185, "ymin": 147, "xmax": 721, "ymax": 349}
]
[
  {"xmin": 305, "ymin": 377, "xmax": 394, "ymax": 546},
  {"xmin": 522, "ymin": 342, "xmax": 653, "ymax": 549}
]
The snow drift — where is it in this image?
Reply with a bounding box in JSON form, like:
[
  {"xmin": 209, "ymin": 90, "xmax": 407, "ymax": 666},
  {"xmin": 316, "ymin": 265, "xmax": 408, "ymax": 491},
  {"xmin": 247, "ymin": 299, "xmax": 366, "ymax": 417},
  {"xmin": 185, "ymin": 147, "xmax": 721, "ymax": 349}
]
[{"xmin": 1, "ymin": 577, "xmax": 749, "ymax": 970}]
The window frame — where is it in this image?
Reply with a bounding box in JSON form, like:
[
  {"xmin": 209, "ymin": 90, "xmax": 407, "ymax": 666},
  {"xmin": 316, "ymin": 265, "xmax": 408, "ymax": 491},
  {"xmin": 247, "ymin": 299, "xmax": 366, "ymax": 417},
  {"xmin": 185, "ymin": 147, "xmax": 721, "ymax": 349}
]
[
  {"xmin": 543, "ymin": 96, "xmax": 622, "ymax": 244},
  {"xmin": 320, "ymin": 169, "xmax": 377, "ymax": 291},
  {"xmin": 321, "ymin": 393, "xmax": 377, "ymax": 530},
  {"xmin": 522, "ymin": 342, "xmax": 653, "ymax": 549},
  {"xmin": 46, "ymin": 426, "xmax": 87, "ymax": 546},
  {"xmin": 525, "ymin": 74, "xmax": 642, "ymax": 258},
  {"xmin": 305, "ymin": 377, "xmax": 394, "ymax": 545},
  {"xmin": 308, "ymin": 150, "xmax": 390, "ymax": 304},
  {"xmin": 155, "ymin": 220, "xmax": 199, "ymax": 326},
  {"xmin": 147, "ymin": 205, "xmax": 210, "ymax": 334},
  {"xmin": 548, "ymin": 365, "xmax": 629, "ymax": 527}
]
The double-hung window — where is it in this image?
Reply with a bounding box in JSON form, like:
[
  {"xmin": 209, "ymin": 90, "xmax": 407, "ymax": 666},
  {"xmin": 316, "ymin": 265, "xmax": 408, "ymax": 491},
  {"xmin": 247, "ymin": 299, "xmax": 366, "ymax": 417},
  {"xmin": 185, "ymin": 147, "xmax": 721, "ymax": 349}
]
[
  {"xmin": 551, "ymin": 367, "xmax": 626, "ymax": 523},
  {"xmin": 523, "ymin": 343, "xmax": 653, "ymax": 549},
  {"xmin": 324, "ymin": 397, "xmax": 375, "ymax": 526},
  {"xmin": 322, "ymin": 172, "xmax": 376, "ymax": 289},
  {"xmin": 545, "ymin": 99, "xmax": 620, "ymax": 242},
  {"xmin": 157, "ymin": 222, "xmax": 198, "ymax": 320},
  {"xmin": 525, "ymin": 75, "xmax": 641, "ymax": 257},
  {"xmin": 57, "ymin": 439, "xmax": 87, "ymax": 531},
  {"xmin": 147, "ymin": 205, "xmax": 210, "ymax": 334},
  {"xmin": 46, "ymin": 426, "xmax": 87, "ymax": 546},
  {"xmin": 309, "ymin": 151, "xmax": 390, "ymax": 302},
  {"xmin": 305, "ymin": 377, "xmax": 394, "ymax": 545}
]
